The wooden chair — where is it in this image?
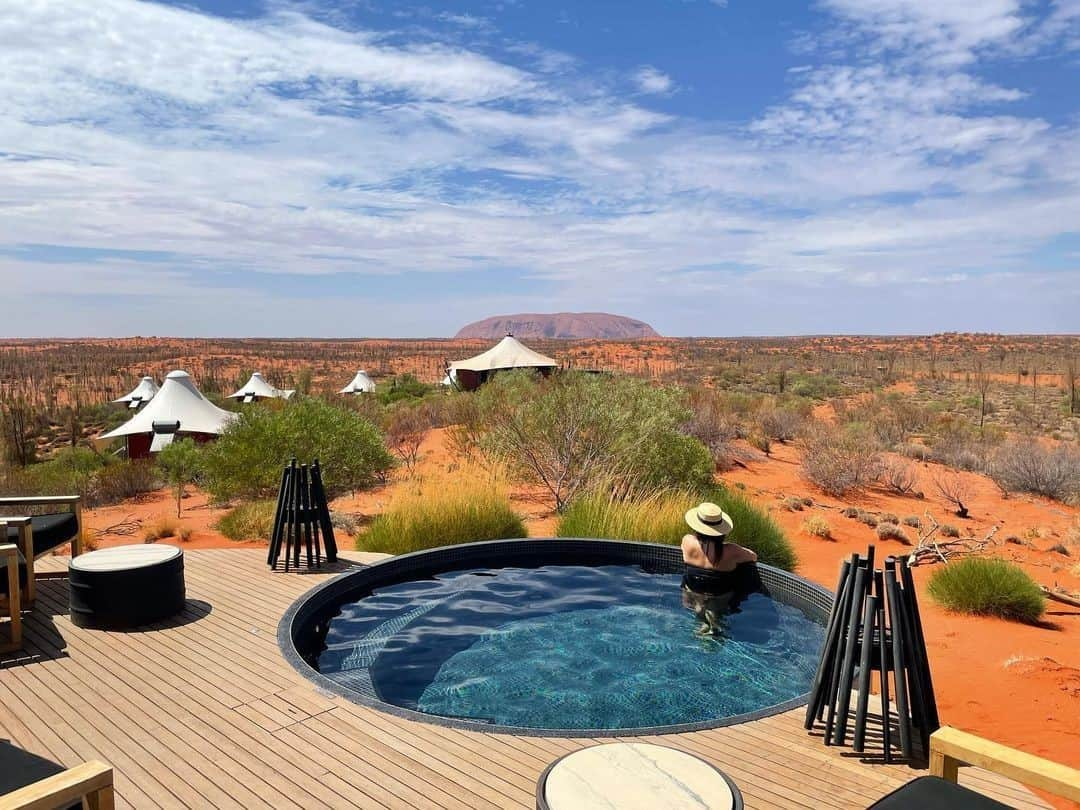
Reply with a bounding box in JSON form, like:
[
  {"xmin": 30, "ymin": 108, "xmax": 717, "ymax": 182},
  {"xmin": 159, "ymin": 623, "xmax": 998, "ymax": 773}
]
[
  {"xmin": 869, "ymin": 726, "xmax": 1080, "ymax": 808},
  {"xmin": 0, "ymin": 496, "xmax": 83, "ymax": 604},
  {"xmin": 0, "ymin": 533, "xmax": 22, "ymax": 653},
  {"xmin": 0, "ymin": 740, "xmax": 113, "ymax": 810}
]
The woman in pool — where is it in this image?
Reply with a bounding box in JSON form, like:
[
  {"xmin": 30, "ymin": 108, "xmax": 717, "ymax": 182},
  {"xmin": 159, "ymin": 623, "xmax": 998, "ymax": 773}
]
[{"xmin": 680, "ymin": 502, "xmax": 760, "ymax": 634}]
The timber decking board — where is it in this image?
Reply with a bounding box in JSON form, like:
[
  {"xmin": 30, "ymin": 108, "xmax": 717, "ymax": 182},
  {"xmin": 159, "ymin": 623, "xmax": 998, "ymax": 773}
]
[{"xmin": 1, "ymin": 548, "xmax": 1052, "ymax": 809}]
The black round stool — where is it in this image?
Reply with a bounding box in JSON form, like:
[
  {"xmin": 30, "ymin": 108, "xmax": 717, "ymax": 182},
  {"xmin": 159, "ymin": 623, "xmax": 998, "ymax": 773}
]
[{"xmin": 69, "ymin": 545, "xmax": 185, "ymax": 629}]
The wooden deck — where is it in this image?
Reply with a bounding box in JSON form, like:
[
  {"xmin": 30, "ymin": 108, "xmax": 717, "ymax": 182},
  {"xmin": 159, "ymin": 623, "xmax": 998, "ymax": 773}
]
[{"xmin": 1, "ymin": 549, "xmax": 1050, "ymax": 809}]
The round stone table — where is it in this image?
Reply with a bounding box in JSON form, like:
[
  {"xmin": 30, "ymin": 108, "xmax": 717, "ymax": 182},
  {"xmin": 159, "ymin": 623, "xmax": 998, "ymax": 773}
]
[
  {"xmin": 536, "ymin": 742, "xmax": 743, "ymax": 810},
  {"xmin": 69, "ymin": 544, "xmax": 185, "ymax": 629}
]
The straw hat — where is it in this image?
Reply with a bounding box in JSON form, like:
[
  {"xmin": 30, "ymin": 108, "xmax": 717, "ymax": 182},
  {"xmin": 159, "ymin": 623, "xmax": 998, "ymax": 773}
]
[{"xmin": 685, "ymin": 502, "xmax": 733, "ymax": 538}]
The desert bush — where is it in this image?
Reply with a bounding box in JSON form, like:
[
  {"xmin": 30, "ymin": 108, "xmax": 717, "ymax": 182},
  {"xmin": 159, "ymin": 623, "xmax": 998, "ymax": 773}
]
[
  {"xmin": 876, "ymin": 522, "xmax": 908, "ymax": 543},
  {"xmin": 932, "ymin": 469, "xmax": 973, "ymax": 518},
  {"xmin": 157, "ymin": 438, "xmax": 204, "ymax": 517},
  {"xmin": 178, "ymin": 526, "xmax": 193, "ymax": 542},
  {"xmin": 202, "ymin": 397, "xmax": 395, "ymax": 501},
  {"xmin": 880, "ymin": 512, "xmax": 899, "ymax": 525},
  {"xmin": 0, "ymin": 446, "xmax": 106, "ymax": 503},
  {"xmin": 789, "ymin": 374, "xmax": 840, "ymax": 400},
  {"xmin": 375, "ymin": 374, "xmax": 433, "ymax": 405},
  {"xmin": 989, "ymin": 441, "xmax": 1080, "ymax": 502},
  {"xmin": 384, "ymin": 401, "xmax": 437, "ymax": 473},
  {"xmin": 757, "ymin": 406, "xmax": 805, "ymax": 443},
  {"xmin": 902, "ymin": 515, "xmax": 921, "ymax": 528},
  {"xmin": 879, "ymin": 457, "xmax": 918, "ymax": 495},
  {"xmin": 92, "ymin": 460, "xmax": 161, "ymax": 504},
  {"xmin": 859, "ymin": 512, "xmax": 879, "ymax": 527},
  {"xmin": 927, "ymin": 558, "xmax": 1045, "ymax": 623},
  {"xmin": 558, "ymin": 485, "xmax": 796, "ymax": 571},
  {"xmin": 144, "ymin": 515, "xmax": 178, "ymax": 542},
  {"xmin": 800, "ymin": 423, "xmax": 882, "ymax": 497},
  {"xmin": 1048, "ymin": 543, "xmax": 1070, "ymax": 556},
  {"xmin": 215, "ymin": 500, "xmax": 276, "ymax": 542},
  {"xmin": 841, "ymin": 506, "xmax": 860, "ymax": 518},
  {"xmin": 926, "ymin": 415, "xmax": 997, "ymax": 471},
  {"xmin": 557, "ymin": 488, "xmax": 689, "ymax": 546},
  {"xmin": 359, "ymin": 467, "xmax": 525, "ymax": 555},
  {"xmin": 330, "ymin": 511, "xmax": 359, "ymax": 535},
  {"xmin": 783, "ymin": 496, "xmax": 804, "ymax": 511},
  {"xmin": 898, "ymin": 442, "xmax": 932, "ymax": 462},
  {"xmin": 748, "ymin": 433, "xmax": 771, "ymax": 456},
  {"xmin": 940, "ymin": 523, "xmax": 960, "ymax": 538},
  {"xmin": 476, "ymin": 372, "xmax": 712, "ymax": 511},
  {"xmin": 682, "ymin": 391, "xmax": 742, "ymax": 471},
  {"xmin": 802, "ymin": 515, "xmax": 832, "ymax": 539}
]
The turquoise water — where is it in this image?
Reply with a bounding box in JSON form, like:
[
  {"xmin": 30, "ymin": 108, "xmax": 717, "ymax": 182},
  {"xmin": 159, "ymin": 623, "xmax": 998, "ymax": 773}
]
[{"xmin": 317, "ymin": 564, "xmax": 825, "ymax": 730}]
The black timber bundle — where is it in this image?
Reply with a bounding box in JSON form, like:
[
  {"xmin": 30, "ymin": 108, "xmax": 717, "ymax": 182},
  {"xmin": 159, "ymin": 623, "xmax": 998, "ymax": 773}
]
[
  {"xmin": 267, "ymin": 459, "xmax": 338, "ymax": 571},
  {"xmin": 805, "ymin": 546, "xmax": 939, "ymax": 763}
]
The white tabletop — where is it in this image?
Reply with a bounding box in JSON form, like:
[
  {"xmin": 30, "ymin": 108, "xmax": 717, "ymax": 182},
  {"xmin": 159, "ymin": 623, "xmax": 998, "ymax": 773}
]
[
  {"xmin": 70, "ymin": 543, "xmax": 182, "ymax": 573},
  {"xmin": 542, "ymin": 743, "xmax": 735, "ymax": 810}
]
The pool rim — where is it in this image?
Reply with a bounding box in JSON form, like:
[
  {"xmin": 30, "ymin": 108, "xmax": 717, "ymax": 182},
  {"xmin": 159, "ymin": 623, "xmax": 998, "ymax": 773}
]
[{"xmin": 277, "ymin": 537, "xmax": 834, "ymax": 738}]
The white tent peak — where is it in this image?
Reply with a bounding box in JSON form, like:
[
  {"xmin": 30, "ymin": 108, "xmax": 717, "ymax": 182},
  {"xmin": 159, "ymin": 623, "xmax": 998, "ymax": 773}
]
[
  {"xmin": 340, "ymin": 370, "xmax": 376, "ymax": 394},
  {"xmin": 228, "ymin": 371, "xmax": 295, "ymax": 402},
  {"xmin": 113, "ymin": 376, "xmax": 159, "ymax": 409},
  {"xmin": 449, "ymin": 335, "xmax": 557, "ymax": 372},
  {"xmin": 99, "ymin": 369, "xmax": 237, "ymax": 447}
]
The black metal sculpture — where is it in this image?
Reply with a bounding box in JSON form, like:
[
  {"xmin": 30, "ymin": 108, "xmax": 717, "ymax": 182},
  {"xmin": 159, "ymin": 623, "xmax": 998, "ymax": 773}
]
[
  {"xmin": 267, "ymin": 458, "xmax": 338, "ymax": 571},
  {"xmin": 805, "ymin": 546, "xmax": 939, "ymax": 762}
]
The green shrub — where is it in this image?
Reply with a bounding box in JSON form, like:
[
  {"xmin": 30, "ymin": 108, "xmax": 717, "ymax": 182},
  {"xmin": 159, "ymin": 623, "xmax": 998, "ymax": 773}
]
[
  {"xmin": 157, "ymin": 438, "xmax": 204, "ymax": 517},
  {"xmin": 359, "ymin": 468, "xmax": 525, "ymax": 555},
  {"xmin": 789, "ymin": 374, "xmax": 841, "ymax": 400},
  {"xmin": 556, "ymin": 489, "xmax": 689, "ymax": 546},
  {"xmin": 376, "ymin": 374, "xmax": 433, "ymax": 405},
  {"xmin": 215, "ymin": 500, "xmax": 277, "ymax": 542},
  {"xmin": 927, "ymin": 558, "xmax": 1046, "ymax": 623},
  {"xmin": 202, "ymin": 397, "xmax": 395, "ymax": 501},
  {"xmin": 476, "ymin": 371, "xmax": 711, "ymax": 511},
  {"xmin": 556, "ymin": 485, "xmax": 796, "ymax": 571},
  {"xmin": 0, "ymin": 446, "xmax": 107, "ymax": 502}
]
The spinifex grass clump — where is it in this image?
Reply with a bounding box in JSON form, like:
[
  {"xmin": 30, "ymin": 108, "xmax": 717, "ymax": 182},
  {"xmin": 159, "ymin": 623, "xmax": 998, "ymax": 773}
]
[
  {"xmin": 215, "ymin": 500, "xmax": 276, "ymax": 542},
  {"xmin": 927, "ymin": 558, "xmax": 1046, "ymax": 623},
  {"xmin": 557, "ymin": 485, "xmax": 797, "ymax": 571},
  {"xmin": 359, "ymin": 466, "xmax": 525, "ymax": 555}
]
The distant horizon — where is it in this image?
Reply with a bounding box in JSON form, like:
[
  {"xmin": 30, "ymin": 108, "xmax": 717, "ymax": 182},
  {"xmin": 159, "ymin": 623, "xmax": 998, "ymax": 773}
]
[{"xmin": 2, "ymin": 0, "xmax": 1078, "ymax": 335}]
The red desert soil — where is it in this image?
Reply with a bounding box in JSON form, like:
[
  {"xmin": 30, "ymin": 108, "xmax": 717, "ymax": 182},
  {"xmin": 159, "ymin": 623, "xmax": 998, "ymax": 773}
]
[{"xmin": 77, "ymin": 428, "xmax": 1079, "ymax": 806}]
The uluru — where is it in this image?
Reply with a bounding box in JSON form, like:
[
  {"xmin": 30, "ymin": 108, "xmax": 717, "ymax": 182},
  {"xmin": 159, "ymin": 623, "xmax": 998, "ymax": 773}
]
[{"xmin": 454, "ymin": 312, "xmax": 660, "ymax": 340}]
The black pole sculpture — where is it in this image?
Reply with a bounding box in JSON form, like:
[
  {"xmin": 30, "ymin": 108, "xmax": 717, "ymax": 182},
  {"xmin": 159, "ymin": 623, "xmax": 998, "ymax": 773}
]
[
  {"xmin": 806, "ymin": 545, "xmax": 939, "ymax": 762},
  {"xmin": 267, "ymin": 458, "xmax": 338, "ymax": 571}
]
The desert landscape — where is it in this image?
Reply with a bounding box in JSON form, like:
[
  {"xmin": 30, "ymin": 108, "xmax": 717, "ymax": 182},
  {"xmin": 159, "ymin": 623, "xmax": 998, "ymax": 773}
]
[{"xmin": 3, "ymin": 331, "xmax": 1078, "ymax": 809}]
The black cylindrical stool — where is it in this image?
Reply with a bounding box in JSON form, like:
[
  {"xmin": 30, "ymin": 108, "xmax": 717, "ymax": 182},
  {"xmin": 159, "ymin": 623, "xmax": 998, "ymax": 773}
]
[{"xmin": 69, "ymin": 545, "xmax": 185, "ymax": 629}]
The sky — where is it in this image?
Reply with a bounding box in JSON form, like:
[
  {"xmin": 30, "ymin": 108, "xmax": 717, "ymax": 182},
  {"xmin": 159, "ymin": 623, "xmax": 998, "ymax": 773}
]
[{"xmin": 1, "ymin": 0, "xmax": 1078, "ymax": 337}]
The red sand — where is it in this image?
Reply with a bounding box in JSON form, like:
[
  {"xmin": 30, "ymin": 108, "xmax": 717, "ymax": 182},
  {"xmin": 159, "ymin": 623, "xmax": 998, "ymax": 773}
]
[{"xmin": 73, "ymin": 427, "xmax": 1079, "ymax": 806}]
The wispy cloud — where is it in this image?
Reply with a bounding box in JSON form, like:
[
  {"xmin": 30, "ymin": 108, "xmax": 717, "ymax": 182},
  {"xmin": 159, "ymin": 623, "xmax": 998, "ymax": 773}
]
[{"xmin": 0, "ymin": 0, "xmax": 1076, "ymax": 336}]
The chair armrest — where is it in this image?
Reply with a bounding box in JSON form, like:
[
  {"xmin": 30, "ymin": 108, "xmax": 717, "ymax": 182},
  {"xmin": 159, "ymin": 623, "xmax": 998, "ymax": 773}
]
[
  {"xmin": 930, "ymin": 726, "xmax": 1080, "ymax": 803},
  {"xmin": 0, "ymin": 496, "xmax": 80, "ymax": 508},
  {"xmin": 0, "ymin": 760, "xmax": 113, "ymax": 810},
  {"xmin": 0, "ymin": 543, "xmax": 17, "ymax": 561}
]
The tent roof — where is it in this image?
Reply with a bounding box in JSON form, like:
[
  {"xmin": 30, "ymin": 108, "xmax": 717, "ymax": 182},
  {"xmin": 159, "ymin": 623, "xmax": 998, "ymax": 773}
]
[
  {"xmin": 228, "ymin": 372, "xmax": 294, "ymax": 401},
  {"xmin": 449, "ymin": 335, "xmax": 557, "ymax": 372},
  {"xmin": 340, "ymin": 370, "xmax": 376, "ymax": 394},
  {"xmin": 112, "ymin": 376, "xmax": 159, "ymax": 404},
  {"xmin": 100, "ymin": 370, "xmax": 238, "ymax": 441}
]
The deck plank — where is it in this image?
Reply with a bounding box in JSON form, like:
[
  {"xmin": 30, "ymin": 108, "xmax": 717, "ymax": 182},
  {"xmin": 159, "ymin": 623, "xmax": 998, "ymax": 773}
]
[{"xmin": 1, "ymin": 549, "xmax": 1052, "ymax": 809}]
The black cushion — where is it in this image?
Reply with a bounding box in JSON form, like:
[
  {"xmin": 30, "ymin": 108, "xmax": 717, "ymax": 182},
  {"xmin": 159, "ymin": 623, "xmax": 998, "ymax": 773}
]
[
  {"xmin": 0, "ymin": 739, "xmax": 80, "ymax": 809},
  {"xmin": 868, "ymin": 776, "xmax": 1012, "ymax": 809},
  {"xmin": 0, "ymin": 549, "xmax": 28, "ymax": 596},
  {"xmin": 4, "ymin": 512, "xmax": 79, "ymax": 557}
]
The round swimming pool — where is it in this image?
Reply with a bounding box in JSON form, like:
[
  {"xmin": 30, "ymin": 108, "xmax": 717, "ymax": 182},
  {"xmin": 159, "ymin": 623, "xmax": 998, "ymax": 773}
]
[{"xmin": 280, "ymin": 539, "xmax": 831, "ymax": 736}]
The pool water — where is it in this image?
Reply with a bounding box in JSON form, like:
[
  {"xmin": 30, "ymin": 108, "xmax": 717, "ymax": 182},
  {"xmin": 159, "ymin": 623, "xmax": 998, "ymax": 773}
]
[{"xmin": 315, "ymin": 564, "xmax": 825, "ymax": 731}]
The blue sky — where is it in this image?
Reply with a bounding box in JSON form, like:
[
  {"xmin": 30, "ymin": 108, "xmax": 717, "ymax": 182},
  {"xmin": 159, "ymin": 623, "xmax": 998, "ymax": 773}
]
[{"xmin": 1, "ymin": 0, "xmax": 1078, "ymax": 337}]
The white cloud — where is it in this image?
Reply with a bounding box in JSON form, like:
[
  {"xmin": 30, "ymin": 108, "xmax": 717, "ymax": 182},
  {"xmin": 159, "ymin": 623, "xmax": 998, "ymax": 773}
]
[
  {"xmin": 633, "ymin": 65, "xmax": 675, "ymax": 95},
  {"xmin": 0, "ymin": 0, "xmax": 1077, "ymax": 336}
]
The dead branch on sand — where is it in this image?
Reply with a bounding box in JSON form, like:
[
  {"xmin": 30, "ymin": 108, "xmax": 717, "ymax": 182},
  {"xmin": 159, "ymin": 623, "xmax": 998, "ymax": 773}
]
[
  {"xmin": 1040, "ymin": 587, "xmax": 1080, "ymax": 609},
  {"xmin": 908, "ymin": 512, "xmax": 999, "ymax": 566},
  {"xmin": 93, "ymin": 516, "xmax": 143, "ymax": 538}
]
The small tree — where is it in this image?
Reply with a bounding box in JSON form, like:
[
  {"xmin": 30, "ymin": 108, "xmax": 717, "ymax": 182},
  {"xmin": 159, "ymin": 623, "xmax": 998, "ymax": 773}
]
[
  {"xmin": 157, "ymin": 438, "xmax": 203, "ymax": 517},
  {"xmin": 973, "ymin": 359, "xmax": 992, "ymax": 435},
  {"xmin": 932, "ymin": 468, "xmax": 972, "ymax": 518}
]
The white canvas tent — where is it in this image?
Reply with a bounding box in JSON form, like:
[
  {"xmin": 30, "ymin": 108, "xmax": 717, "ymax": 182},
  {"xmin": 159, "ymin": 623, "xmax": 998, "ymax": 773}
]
[
  {"xmin": 339, "ymin": 370, "xmax": 376, "ymax": 395},
  {"xmin": 228, "ymin": 372, "xmax": 295, "ymax": 403},
  {"xmin": 98, "ymin": 370, "xmax": 238, "ymax": 458},
  {"xmin": 448, "ymin": 334, "xmax": 557, "ymax": 390},
  {"xmin": 112, "ymin": 376, "xmax": 159, "ymax": 410}
]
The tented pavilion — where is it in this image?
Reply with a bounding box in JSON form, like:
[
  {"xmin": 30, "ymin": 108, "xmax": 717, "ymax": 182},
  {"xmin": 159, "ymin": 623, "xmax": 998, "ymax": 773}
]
[
  {"xmin": 112, "ymin": 376, "xmax": 159, "ymax": 410},
  {"xmin": 339, "ymin": 370, "xmax": 376, "ymax": 395},
  {"xmin": 448, "ymin": 334, "xmax": 558, "ymax": 391},
  {"xmin": 98, "ymin": 370, "xmax": 238, "ymax": 459},
  {"xmin": 228, "ymin": 372, "xmax": 295, "ymax": 403}
]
